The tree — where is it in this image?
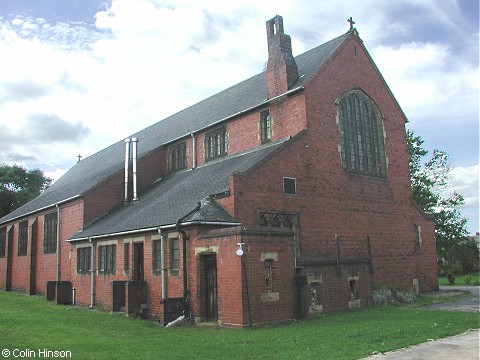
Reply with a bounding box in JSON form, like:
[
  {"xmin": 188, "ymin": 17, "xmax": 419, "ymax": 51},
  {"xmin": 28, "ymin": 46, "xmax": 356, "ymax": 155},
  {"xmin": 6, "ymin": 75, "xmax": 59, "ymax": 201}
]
[
  {"xmin": 0, "ymin": 164, "xmax": 52, "ymax": 218},
  {"xmin": 407, "ymin": 130, "xmax": 469, "ymax": 275}
]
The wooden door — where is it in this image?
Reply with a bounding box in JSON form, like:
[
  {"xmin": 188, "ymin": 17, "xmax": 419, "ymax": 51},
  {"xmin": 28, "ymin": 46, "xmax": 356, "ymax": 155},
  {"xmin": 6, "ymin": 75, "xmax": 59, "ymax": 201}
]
[{"xmin": 204, "ymin": 255, "xmax": 218, "ymax": 322}]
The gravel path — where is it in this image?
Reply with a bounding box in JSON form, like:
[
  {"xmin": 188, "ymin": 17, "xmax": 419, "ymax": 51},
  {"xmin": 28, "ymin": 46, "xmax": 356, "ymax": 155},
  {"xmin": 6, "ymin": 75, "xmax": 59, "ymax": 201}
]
[{"xmin": 420, "ymin": 285, "xmax": 480, "ymax": 313}]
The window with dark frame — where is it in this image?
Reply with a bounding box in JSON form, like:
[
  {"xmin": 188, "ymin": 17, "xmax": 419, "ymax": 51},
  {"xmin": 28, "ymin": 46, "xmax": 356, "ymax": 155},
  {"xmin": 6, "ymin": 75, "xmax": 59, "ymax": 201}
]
[
  {"xmin": 0, "ymin": 227, "xmax": 6, "ymax": 258},
  {"xmin": 98, "ymin": 244, "xmax": 116, "ymax": 275},
  {"xmin": 264, "ymin": 259, "xmax": 273, "ymax": 293},
  {"xmin": 283, "ymin": 177, "xmax": 296, "ymax": 195},
  {"xmin": 260, "ymin": 109, "xmax": 272, "ymax": 143},
  {"xmin": 414, "ymin": 224, "xmax": 422, "ymax": 247},
  {"xmin": 338, "ymin": 90, "xmax": 386, "ymax": 177},
  {"xmin": 17, "ymin": 221, "xmax": 28, "ymax": 256},
  {"xmin": 168, "ymin": 142, "xmax": 187, "ymax": 171},
  {"xmin": 43, "ymin": 212, "xmax": 57, "ymax": 254},
  {"xmin": 124, "ymin": 243, "xmax": 130, "ymax": 272},
  {"xmin": 205, "ymin": 127, "xmax": 228, "ymax": 161},
  {"xmin": 170, "ymin": 238, "xmax": 179, "ymax": 273},
  {"xmin": 77, "ymin": 247, "xmax": 91, "ymax": 274},
  {"xmin": 153, "ymin": 240, "xmax": 161, "ymax": 273}
]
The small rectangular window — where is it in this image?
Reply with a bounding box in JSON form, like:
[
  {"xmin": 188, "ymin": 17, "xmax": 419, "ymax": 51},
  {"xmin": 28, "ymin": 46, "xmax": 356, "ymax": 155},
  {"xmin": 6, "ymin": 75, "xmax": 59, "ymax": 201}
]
[
  {"xmin": 264, "ymin": 260, "xmax": 273, "ymax": 293},
  {"xmin": 17, "ymin": 221, "xmax": 28, "ymax": 256},
  {"xmin": 283, "ymin": 177, "xmax": 296, "ymax": 195},
  {"xmin": 77, "ymin": 247, "xmax": 91, "ymax": 274},
  {"xmin": 171, "ymin": 238, "xmax": 179, "ymax": 272},
  {"xmin": 124, "ymin": 243, "xmax": 130, "ymax": 272},
  {"xmin": 260, "ymin": 109, "xmax": 272, "ymax": 144},
  {"xmin": 43, "ymin": 212, "xmax": 57, "ymax": 254},
  {"xmin": 414, "ymin": 224, "xmax": 422, "ymax": 247},
  {"xmin": 153, "ymin": 240, "xmax": 161, "ymax": 273}
]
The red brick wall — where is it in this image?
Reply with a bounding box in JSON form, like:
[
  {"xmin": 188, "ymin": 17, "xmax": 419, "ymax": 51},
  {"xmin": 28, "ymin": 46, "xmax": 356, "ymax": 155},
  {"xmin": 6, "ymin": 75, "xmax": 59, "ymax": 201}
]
[
  {"xmin": 10, "ymin": 222, "xmax": 30, "ymax": 292},
  {"xmin": 193, "ymin": 227, "xmax": 295, "ymax": 327},
  {"xmin": 0, "ymin": 199, "xmax": 84, "ymax": 296},
  {"xmin": 226, "ymin": 34, "xmax": 437, "ymax": 293}
]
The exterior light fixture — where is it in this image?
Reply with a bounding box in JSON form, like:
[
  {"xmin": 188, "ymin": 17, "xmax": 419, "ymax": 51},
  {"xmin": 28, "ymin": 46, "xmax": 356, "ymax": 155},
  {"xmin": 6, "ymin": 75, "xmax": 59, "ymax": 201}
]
[{"xmin": 236, "ymin": 243, "xmax": 245, "ymax": 257}]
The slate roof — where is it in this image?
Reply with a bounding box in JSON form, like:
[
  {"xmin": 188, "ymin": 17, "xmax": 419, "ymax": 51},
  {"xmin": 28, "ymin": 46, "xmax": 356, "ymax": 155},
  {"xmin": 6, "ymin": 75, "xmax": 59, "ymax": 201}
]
[
  {"xmin": 69, "ymin": 138, "xmax": 289, "ymax": 240},
  {"xmin": 0, "ymin": 31, "xmax": 351, "ymax": 225}
]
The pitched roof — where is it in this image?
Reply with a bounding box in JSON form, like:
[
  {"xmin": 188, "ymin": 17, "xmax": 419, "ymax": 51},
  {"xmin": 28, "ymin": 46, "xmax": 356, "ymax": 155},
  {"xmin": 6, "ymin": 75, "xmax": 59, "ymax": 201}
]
[
  {"xmin": 0, "ymin": 31, "xmax": 350, "ymax": 225},
  {"xmin": 69, "ymin": 138, "xmax": 289, "ymax": 240}
]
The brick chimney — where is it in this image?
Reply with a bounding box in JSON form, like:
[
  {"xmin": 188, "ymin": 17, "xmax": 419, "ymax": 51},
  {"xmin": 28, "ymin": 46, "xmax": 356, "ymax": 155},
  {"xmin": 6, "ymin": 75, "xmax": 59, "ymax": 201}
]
[{"xmin": 265, "ymin": 15, "xmax": 299, "ymax": 99}]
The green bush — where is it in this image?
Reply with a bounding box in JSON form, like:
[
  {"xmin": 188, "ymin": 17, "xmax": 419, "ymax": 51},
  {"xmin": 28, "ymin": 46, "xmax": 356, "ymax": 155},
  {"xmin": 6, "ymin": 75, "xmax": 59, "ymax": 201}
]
[
  {"xmin": 372, "ymin": 289, "xmax": 419, "ymax": 305},
  {"xmin": 447, "ymin": 273, "xmax": 456, "ymax": 285},
  {"xmin": 464, "ymin": 274, "xmax": 472, "ymax": 285}
]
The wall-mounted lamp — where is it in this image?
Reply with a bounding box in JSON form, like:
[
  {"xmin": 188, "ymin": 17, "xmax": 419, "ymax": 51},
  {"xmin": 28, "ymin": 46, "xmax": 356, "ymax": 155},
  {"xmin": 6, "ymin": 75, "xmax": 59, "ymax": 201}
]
[{"xmin": 236, "ymin": 243, "xmax": 245, "ymax": 257}]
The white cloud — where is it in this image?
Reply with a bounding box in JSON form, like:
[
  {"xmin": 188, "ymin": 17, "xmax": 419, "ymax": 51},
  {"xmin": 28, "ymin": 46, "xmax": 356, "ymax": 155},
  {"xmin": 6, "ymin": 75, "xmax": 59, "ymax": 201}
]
[{"xmin": 372, "ymin": 42, "xmax": 478, "ymax": 121}]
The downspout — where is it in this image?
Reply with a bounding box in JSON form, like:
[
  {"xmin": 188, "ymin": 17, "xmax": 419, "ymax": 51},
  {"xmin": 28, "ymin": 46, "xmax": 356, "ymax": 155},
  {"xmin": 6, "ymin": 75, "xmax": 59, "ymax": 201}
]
[
  {"xmin": 175, "ymin": 202, "xmax": 201, "ymax": 308},
  {"xmin": 157, "ymin": 228, "xmax": 167, "ymax": 300},
  {"xmin": 131, "ymin": 137, "xmax": 139, "ymax": 202},
  {"xmin": 55, "ymin": 203, "xmax": 61, "ymax": 281},
  {"xmin": 89, "ymin": 237, "xmax": 95, "ymax": 308},
  {"xmin": 124, "ymin": 138, "xmax": 131, "ymax": 202},
  {"xmin": 190, "ymin": 132, "xmax": 196, "ymax": 169}
]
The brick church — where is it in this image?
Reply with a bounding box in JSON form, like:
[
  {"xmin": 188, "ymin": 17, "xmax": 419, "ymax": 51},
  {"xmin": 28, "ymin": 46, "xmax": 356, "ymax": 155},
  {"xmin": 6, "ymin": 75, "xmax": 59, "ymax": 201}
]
[{"xmin": 0, "ymin": 16, "xmax": 438, "ymax": 327}]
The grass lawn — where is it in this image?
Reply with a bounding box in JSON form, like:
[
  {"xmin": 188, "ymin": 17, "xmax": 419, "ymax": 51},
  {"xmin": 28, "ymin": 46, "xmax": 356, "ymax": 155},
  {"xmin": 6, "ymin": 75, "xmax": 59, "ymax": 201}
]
[
  {"xmin": 0, "ymin": 291, "xmax": 479, "ymax": 359},
  {"xmin": 438, "ymin": 273, "xmax": 480, "ymax": 286}
]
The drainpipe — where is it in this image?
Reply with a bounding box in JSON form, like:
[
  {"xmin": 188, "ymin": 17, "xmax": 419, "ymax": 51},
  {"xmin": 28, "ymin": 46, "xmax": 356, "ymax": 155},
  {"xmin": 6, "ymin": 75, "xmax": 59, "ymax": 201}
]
[
  {"xmin": 131, "ymin": 137, "xmax": 139, "ymax": 202},
  {"xmin": 190, "ymin": 133, "xmax": 196, "ymax": 169},
  {"xmin": 55, "ymin": 203, "xmax": 61, "ymax": 281},
  {"xmin": 157, "ymin": 228, "xmax": 167, "ymax": 300},
  {"xmin": 124, "ymin": 138, "xmax": 131, "ymax": 202},
  {"xmin": 175, "ymin": 202, "xmax": 201, "ymax": 305},
  {"xmin": 89, "ymin": 237, "xmax": 95, "ymax": 308}
]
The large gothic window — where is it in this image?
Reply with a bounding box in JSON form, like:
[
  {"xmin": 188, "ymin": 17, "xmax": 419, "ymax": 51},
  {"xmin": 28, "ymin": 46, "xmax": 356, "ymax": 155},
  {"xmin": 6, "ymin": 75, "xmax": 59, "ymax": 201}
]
[{"xmin": 337, "ymin": 90, "xmax": 386, "ymax": 177}]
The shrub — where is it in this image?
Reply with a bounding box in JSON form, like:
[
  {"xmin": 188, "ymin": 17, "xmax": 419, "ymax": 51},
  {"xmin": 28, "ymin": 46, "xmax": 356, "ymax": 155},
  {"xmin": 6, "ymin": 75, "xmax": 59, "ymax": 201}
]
[
  {"xmin": 464, "ymin": 274, "xmax": 472, "ymax": 285},
  {"xmin": 372, "ymin": 288, "xmax": 419, "ymax": 305},
  {"xmin": 447, "ymin": 273, "xmax": 455, "ymax": 285}
]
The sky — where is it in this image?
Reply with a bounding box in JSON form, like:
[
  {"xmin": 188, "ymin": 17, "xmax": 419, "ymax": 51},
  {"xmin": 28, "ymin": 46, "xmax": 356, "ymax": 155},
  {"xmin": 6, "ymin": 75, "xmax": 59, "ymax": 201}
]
[{"xmin": 0, "ymin": 0, "xmax": 478, "ymax": 233}]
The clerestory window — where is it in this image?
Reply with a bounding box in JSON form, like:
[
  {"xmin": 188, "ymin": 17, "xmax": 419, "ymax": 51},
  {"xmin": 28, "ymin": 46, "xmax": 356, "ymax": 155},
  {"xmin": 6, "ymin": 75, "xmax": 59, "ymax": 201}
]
[
  {"xmin": 168, "ymin": 142, "xmax": 187, "ymax": 171},
  {"xmin": 337, "ymin": 90, "xmax": 386, "ymax": 177},
  {"xmin": 205, "ymin": 127, "xmax": 228, "ymax": 161}
]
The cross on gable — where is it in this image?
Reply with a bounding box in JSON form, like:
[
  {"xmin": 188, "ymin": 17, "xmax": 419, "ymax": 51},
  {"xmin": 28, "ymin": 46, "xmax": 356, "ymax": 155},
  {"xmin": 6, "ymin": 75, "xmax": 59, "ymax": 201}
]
[
  {"xmin": 347, "ymin": 17, "xmax": 355, "ymax": 30},
  {"xmin": 77, "ymin": 154, "xmax": 82, "ymax": 162}
]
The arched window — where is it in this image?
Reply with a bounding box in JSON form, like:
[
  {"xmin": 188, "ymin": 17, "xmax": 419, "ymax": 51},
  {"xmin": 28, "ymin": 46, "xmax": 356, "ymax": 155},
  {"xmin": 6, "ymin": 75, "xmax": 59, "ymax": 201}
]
[
  {"xmin": 337, "ymin": 90, "xmax": 386, "ymax": 177},
  {"xmin": 205, "ymin": 126, "xmax": 228, "ymax": 161}
]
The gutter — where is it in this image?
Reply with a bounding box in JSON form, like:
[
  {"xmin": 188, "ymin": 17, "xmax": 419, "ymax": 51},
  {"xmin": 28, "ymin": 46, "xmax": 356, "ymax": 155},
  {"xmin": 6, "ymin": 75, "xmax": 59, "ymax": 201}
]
[
  {"xmin": 68, "ymin": 221, "xmax": 240, "ymax": 242},
  {"xmin": 55, "ymin": 203, "xmax": 61, "ymax": 281},
  {"xmin": 89, "ymin": 237, "xmax": 95, "ymax": 308},
  {"xmin": 190, "ymin": 133, "xmax": 196, "ymax": 169},
  {"xmin": 157, "ymin": 228, "xmax": 167, "ymax": 300},
  {"xmin": 0, "ymin": 194, "xmax": 82, "ymax": 226}
]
